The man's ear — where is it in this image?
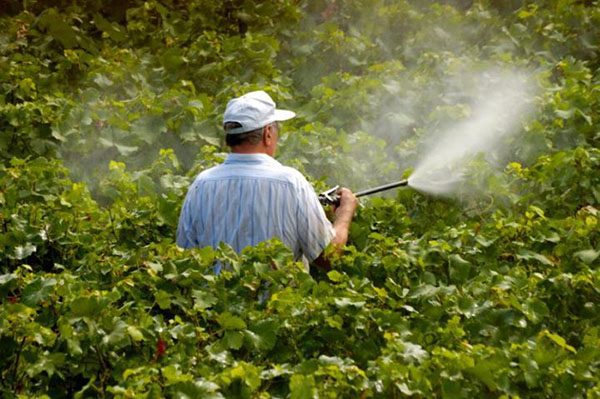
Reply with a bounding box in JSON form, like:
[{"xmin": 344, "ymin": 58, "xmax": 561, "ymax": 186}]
[{"xmin": 263, "ymin": 125, "xmax": 273, "ymax": 146}]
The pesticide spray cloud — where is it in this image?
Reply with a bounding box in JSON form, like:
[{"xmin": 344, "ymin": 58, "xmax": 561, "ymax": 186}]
[{"xmin": 407, "ymin": 69, "xmax": 537, "ymax": 196}]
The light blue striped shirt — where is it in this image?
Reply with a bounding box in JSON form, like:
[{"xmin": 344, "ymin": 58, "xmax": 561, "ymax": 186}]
[{"xmin": 176, "ymin": 153, "xmax": 335, "ymax": 268}]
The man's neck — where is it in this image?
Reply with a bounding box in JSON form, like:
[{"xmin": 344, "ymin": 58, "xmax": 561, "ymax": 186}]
[
  {"xmin": 231, "ymin": 145, "xmax": 274, "ymax": 157},
  {"xmin": 231, "ymin": 146, "xmax": 268, "ymax": 154}
]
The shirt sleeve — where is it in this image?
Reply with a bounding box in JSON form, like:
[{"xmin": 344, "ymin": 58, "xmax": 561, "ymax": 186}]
[{"xmin": 294, "ymin": 176, "xmax": 336, "ymax": 262}]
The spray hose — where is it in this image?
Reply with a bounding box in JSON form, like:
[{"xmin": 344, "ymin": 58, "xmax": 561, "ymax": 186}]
[{"xmin": 318, "ymin": 179, "xmax": 409, "ymax": 206}]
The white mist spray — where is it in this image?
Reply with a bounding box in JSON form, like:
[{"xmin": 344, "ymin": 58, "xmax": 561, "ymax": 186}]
[{"xmin": 407, "ymin": 69, "xmax": 536, "ymax": 196}]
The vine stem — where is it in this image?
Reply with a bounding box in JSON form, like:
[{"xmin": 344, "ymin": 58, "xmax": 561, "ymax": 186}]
[
  {"xmin": 107, "ymin": 209, "xmax": 119, "ymax": 242},
  {"xmin": 93, "ymin": 345, "xmax": 108, "ymax": 399},
  {"xmin": 94, "ymin": 345, "xmax": 108, "ymax": 372},
  {"xmin": 0, "ymin": 356, "xmax": 5, "ymax": 387},
  {"xmin": 12, "ymin": 337, "xmax": 26, "ymax": 390}
]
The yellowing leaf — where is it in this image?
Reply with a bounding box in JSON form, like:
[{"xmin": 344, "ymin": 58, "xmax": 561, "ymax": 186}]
[
  {"xmin": 541, "ymin": 330, "xmax": 576, "ymax": 353},
  {"xmin": 127, "ymin": 326, "xmax": 144, "ymax": 342},
  {"xmin": 327, "ymin": 270, "xmax": 344, "ymax": 282}
]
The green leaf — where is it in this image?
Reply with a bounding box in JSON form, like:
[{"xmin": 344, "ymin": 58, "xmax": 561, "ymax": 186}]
[
  {"xmin": 172, "ymin": 380, "xmax": 224, "ymax": 399},
  {"xmin": 522, "ymin": 357, "xmax": 540, "ymax": 387},
  {"xmin": 69, "ymin": 297, "xmax": 104, "ymax": 318},
  {"xmin": 130, "ymin": 115, "xmax": 167, "ymax": 145},
  {"xmin": 22, "ymin": 277, "xmax": 56, "ymax": 306},
  {"xmin": 217, "ymin": 312, "xmax": 247, "ymax": 330},
  {"xmin": 38, "ymin": 9, "xmax": 78, "ymax": 48},
  {"xmin": 102, "ymin": 320, "xmax": 128, "ymax": 346},
  {"xmin": 398, "ymin": 382, "xmax": 417, "ymax": 396},
  {"xmin": 468, "ymin": 358, "xmax": 499, "ymax": 390},
  {"xmin": 475, "ymin": 236, "xmax": 496, "ymax": 247},
  {"xmin": 522, "ymin": 298, "xmax": 550, "ymax": 323},
  {"xmin": 122, "ymin": 366, "xmax": 145, "ymax": 380},
  {"xmin": 334, "ymin": 297, "xmax": 365, "ymax": 308},
  {"xmin": 541, "ymin": 231, "xmax": 561, "ymax": 243},
  {"xmin": 575, "ymin": 249, "xmax": 599, "ymax": 264},
  {"xmin": 440, "ymin": 378, "xmax": 464, "ymax": 399},
  {"xmin": 401, "ymin": 341, "xmax": 428, "ymax": 363},
  {"xmin": 227, "ymin": 361, "xmax": 262, "ymax": 391},
  {"xmin": 162, "ymin": 365, "xmax": 193, "ymax": 386},
  {"xmin": 127, "ymin": 325, "xmax": 144, "ymax": 342},
  {"xmin": 67, "ymin": 339, "xmax": 83, "ymax": 356},
  {"xmin": 92, "ymin": 74, "xmax": 113, "ymax": 89},
  {"xmin": 517, "ymin": 249, "xmax": 553, "ymax": 266},
  {"xmin": 327, "ymin": 270, "xmax": 344, "ymax": 282},
  {"xmin": 154, "ymin": 290, "xmax": 172, "ymax": 310},
  {"xmin": 192, "ymin": 289, "xmax": 218, "ymax": 310},
  {"xmin": 247, "ymin": 319, "xmax": 279, "ymax": 351},
  {"xmin": 555, "ymin": 108, "xmax": 574, "ymax": 119},
  {"xmin": 325, "ymin": 315, "xmax": 343, "ymax": 329},
  {"xmin": 318, "ymin": 355, "xmax": 345, "ymax": 367},
  {"xmin": 14, "ymin": 243, "xmax": 36, "ymax": 260},
  {"xmin": 159, "ymin": 47, "xmax": 187, "ymax": 71},
  {"xmin": 26, "ymin": 351, "xmax": 66, "ymax": 378},
  {"xmin": 158, "ymin": 196, "xmax": 180, "ymax": 227},
  {"xmin": 541, "ymin": 330, "xmax": 576, "ymax": 353},
  {"xmin": 295, "ymin": 359, "xmax": 318, "ymax": 374},
  {"xmin": 224, "ymin": 331, "xmax": 244, "ymax": 350},
  {"xmin": 449, "ymin": 254, "xmax": 472, "ymax": 283},
  {"xmin": 409, "ymin": 284, "xmax": 440, "ymax": 299},
  {"xmin": 290, "ymin": 374, "xmax": 317, "ymax": 399},
  {"xmin": 0, "ymin": 273, "xmax": 17, "ymax": 296},
  {"xmin": 136, "ymin": 174, "xmax": 157, "ymax": 198},
  {"xmin": 93, "ymin": 14, "xmax": 126, "ymax": 42},
  {"xmin": 98, "ymin": 137, "xmax": 139, "ymax": 156}
]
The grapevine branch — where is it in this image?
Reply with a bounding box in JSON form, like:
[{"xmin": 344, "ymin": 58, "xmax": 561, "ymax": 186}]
[{"xmin": 11, "ymin": 337, "xmax": 26, "ymax": 391}]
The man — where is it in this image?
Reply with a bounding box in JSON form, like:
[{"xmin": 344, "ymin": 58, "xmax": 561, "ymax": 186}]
[{"xmin": 176, "ymin": 90, "xmax": 357, "ymax": 271}]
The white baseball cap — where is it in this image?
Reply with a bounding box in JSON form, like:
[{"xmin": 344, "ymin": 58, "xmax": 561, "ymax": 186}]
[{"xmin": 223, "ymin": 90, "xmax": 296, "ymax": 134}]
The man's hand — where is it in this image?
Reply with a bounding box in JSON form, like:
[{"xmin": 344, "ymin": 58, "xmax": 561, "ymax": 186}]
[
  {"xmin": 314, "ymin": 187, "xmax": 358, "ymax": 269},
  {"xmin": 333, "ymin": 187, "xmax": 358, "ymax": 218}
]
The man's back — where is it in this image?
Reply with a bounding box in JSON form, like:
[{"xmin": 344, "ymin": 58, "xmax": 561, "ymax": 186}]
[
  {"xmin": 176, "ymin": 90, "xmax": 357, "ymax": 270},
  {"xmin": 176, "ymin": 153, "xmax": 335, "ymax": 265}
]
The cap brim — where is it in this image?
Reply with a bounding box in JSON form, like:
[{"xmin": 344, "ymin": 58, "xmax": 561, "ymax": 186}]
[{"xmin": 273, "ymin": 109, "xmax": 296, "ymax": 121}]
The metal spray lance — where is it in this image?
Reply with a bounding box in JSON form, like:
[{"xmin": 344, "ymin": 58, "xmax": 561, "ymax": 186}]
[{"xmin": 318, "ymin": 179, "xmax": 409, "ymax": 206}]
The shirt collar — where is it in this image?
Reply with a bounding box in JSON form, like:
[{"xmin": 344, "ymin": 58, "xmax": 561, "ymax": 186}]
[{"xmin": 224, "ymin": 153, "xmax": 281, "ymax": 166}]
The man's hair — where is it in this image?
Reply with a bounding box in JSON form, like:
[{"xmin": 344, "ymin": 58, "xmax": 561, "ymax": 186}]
[{"xmin": 224, "ymin": 122, "xmax": 264, "ymax": 147}]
